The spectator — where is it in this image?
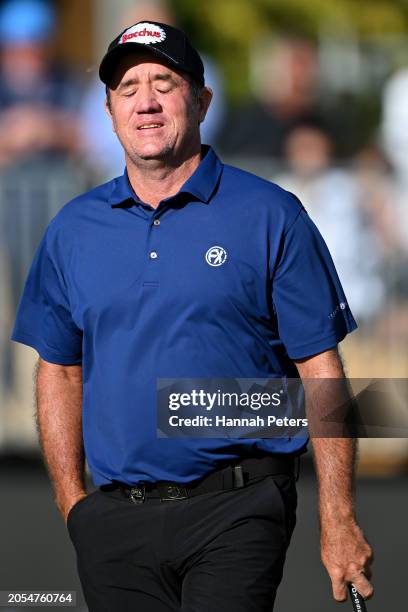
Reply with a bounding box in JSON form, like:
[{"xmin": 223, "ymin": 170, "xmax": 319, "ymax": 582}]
[
  {"xmin": 219, "ymin": 36, "xmax": 364, "ymax": 160},
  {"xmin": 275, "ymin": 124, "xmax": 386, "ymax": 322},
  {"xmin": 352, "ymin": 146, "xmax": 404, "ymax": 259},
  {"xmin": 0, "ymin": 0, "xmax": 88, "ymax": 408},
  {"xmin": 381, "ymin": 68, "xmax": 408, "ymax": 254},
  {"xmin": 0, "ymin": 0, "xmax": 82, "ymax": 165},
  {"xmin": 381, "ymin": 68, "xmax": 408, "ymax": 185}
]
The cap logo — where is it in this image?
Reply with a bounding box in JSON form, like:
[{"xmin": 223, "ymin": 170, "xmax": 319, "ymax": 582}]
[{"xmin": 120, "ymin": 22, "xmax": 166, "ymax": 45}]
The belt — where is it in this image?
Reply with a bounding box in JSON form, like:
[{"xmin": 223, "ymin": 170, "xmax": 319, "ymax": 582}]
[{"xmin": 101, "ymin": 454, "xmax": 299, "ymax": 504}]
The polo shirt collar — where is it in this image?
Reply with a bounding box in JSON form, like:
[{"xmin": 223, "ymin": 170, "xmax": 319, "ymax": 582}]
[{"xmin": 109, "ymin": 145, "xmax": 223, "ymax": 208}]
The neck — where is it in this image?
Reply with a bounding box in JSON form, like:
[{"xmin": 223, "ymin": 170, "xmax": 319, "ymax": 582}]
[{"xmin": 126, "ymin": 146, "xmax": 203, "ymax": 208}]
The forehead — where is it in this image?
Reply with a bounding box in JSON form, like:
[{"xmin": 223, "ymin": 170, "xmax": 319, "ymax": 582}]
[{"xmin": 109, "ymin": 52, "xmax": 188, "ymax": 89}]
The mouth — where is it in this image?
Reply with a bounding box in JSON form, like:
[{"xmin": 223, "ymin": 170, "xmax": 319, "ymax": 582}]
[{"xmin": 137, "ymin": 123, "xmax": 164, "ymax": 130}]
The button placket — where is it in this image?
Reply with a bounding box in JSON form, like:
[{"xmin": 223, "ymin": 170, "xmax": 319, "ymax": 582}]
[
  {"xmin": 143, "ymin": 214, "xmax": 162, "ymax": 285},
  {"xmin": 148, "ymin": 214, "xmax": 162, "ymax": 261}
]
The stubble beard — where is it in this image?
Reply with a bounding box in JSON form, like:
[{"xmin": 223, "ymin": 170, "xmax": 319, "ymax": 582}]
[
  {"xmin": 135, "ymin": 142, "xmax": 174, "ymax": 162},
  {"xmin": 128, "ymin": 129, "xmax": 197, "ymax": 168},
  {"xmin": 125, "ymin": 130, "xmax": 177, "ymax": 166}
]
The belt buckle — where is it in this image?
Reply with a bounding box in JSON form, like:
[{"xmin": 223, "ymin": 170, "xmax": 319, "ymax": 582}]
[
  {"xmin": 158, "ymin": 483, "xmax": 188, "ymax": 501},
  {"xmin": 129, "ymin": 485, "xmax": 145, "ymax": 504}
]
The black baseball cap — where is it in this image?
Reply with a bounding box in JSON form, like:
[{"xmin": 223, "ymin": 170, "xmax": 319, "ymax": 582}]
[{"xmin": 99, "ymin": 21, "xmax": 205, "ymax": 87}]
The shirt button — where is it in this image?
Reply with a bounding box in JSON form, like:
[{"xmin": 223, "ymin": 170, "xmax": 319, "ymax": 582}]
[
  {"xmin": 153, "ymin": 219, "xmax": 160, "ymax": 226},
  {"xmin": 149, "ymin": 251, "xmax": 158, "ymax": 260}
]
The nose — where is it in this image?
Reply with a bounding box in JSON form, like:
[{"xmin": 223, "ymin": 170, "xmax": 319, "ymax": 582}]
[{"xmin": 134, "ymin": 84, "xmax": 162, "ymax": 114}]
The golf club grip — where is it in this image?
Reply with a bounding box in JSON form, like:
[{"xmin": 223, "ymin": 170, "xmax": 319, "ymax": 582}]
[{"xmin": 348, "ymin": 584, "xmax": 367, "ymax": 611}]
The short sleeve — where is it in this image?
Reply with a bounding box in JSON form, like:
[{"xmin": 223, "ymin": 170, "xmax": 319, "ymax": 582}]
[
  {"xmin": 271, "ymin": 209, "xmax": 357, "ymax": 360},
  {"xmin": 10, "ymin": 227, "xmax": 82, "ymax": 365}
]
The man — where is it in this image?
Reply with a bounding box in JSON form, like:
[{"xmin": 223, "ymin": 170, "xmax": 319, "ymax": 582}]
[{"xmin": 11, "ymin": 21, "xmax": 373, "ymax": 612}]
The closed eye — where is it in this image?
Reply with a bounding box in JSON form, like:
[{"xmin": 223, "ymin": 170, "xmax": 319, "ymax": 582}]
[{"xmin": 156, "ymin": 86, "xmax": 173, "ymax": 94}]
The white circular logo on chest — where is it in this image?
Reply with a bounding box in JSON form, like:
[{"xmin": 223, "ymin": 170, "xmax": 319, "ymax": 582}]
[
  {"xmin": 120, "ymin": 22, "xmax": 166, "ymax": 45},
  {"xmin": 205, "ymin": 246, "xmax": 227, "ymax": 267}
]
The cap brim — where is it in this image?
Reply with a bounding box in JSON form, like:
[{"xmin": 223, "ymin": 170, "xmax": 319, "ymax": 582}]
[{"xmin": 99, "ymin": 42, "xmax": 186, "ymax": 86}]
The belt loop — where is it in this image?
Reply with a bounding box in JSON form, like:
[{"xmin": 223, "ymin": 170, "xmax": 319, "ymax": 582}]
[{"xmin": 233, "ymin": 465, "xmax": 245, "ymax": 488}]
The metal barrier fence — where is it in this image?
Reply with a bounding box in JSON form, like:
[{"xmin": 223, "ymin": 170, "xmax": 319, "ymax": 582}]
[{"xmin": 0, "ymin": 157, "xmax": 91, "ymax": 450}]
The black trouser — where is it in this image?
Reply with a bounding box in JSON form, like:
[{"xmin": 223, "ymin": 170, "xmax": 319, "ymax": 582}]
[{"xmin": 67, "ymin": 474, "xmax": 297, "ymax": 612}]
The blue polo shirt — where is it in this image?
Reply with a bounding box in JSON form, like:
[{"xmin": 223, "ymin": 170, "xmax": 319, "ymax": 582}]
[{"xmin": 11, "ymin": 146, "xmax": 357, "ymax": 485}]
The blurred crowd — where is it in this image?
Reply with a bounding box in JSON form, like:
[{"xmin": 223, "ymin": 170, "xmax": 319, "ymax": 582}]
[{"xmin": 0, "ymin": 0, "xmax": 407, "ymax": 464}]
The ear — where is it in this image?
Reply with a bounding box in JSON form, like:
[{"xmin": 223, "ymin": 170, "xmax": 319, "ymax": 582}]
[
  {"xmin": 104, "ymin": 97, "xmax": 111, "ymax": 117},
  {"xmin": 104, "ymin": 97, "xmax": 116, "ymax": 133},
  {"xmin": 198, "ymin": 86, "xmax": 213, "ymax": 124}
]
